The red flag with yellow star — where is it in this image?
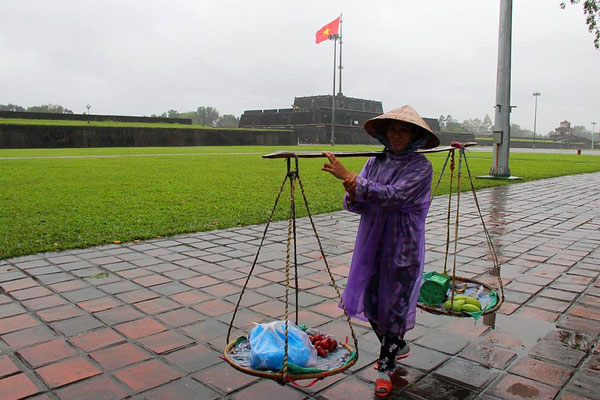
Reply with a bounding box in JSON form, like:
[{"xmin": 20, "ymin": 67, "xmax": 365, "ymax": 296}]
[{"xmin": 315, "ymin": 17, "xmax": 340, "ymax": 44}]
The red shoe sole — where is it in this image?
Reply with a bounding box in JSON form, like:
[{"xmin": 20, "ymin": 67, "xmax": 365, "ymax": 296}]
[{"xmin": 375, "ymin": 379, "xmax": 392, "ymax": 397}]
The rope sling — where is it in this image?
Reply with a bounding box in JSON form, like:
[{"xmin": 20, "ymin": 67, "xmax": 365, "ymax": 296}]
[
  {"xmin": 223, "ymin": 156, "xmax": 359, "ymax": 385},
  {"xmin": 418, "ymin": 143, "xmax": 504, "ymax": 316}
]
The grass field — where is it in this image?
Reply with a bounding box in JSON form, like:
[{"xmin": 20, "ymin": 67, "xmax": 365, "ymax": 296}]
[{"xmin": 2, "ymin": 145, "xmax": 600, "ymax": 259}]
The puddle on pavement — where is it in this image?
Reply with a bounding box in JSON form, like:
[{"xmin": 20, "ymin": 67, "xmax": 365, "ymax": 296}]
[
  {"xmin": 552, "ymin": 330, "xmax": 594, "ymax": 351},
  {"xmin": 506, "ymin": 382, "xmax": 540, "ymax": 398},
  {"xmin": 483, "ymin": 313, "xmax": 597, "ymax": 352},
  {"xmin": 482, "ymin": 314, "xmax": 556, "ymax": 356},
  {"xmin": 404, "ymin": 375, "xmax": 474, "ymax": 400},
  {"xmin": 389, "ymin": 366, "xmax": 409, "ymax": 389}
]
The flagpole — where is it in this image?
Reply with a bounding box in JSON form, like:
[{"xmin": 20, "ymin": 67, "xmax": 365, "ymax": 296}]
[
  {"xmin": 338, "ymin": 13, "xmax": 343, "ymax": 95},
  {"xmin": 331, "ymin": 34, "xmax": 337, "ymax": 146}
]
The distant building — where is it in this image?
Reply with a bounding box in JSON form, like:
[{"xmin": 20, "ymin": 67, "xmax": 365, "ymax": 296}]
[
  {"xmin": 549, "ymin": 120, "xmax": 590, "ymax": 148},
  {"xmin": 239, "ymin": 94, "xmax": 448, "ymax": 145},
  {"xmin": 552, "ymin": 120, "xmax": 576, "ymax": 137}
]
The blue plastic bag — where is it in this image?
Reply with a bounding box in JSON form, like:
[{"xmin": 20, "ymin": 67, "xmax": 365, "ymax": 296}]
[{"xmin": 249, "ymin": 320, "xmax": 317, "ymax": 370}]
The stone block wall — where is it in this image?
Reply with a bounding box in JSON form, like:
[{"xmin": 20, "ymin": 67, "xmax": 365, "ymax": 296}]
[
  {"xmin": 0, "ymin": 125, "xmax": 294, "ymax": 148},
  {"xmin": 0, "ymin": 111, "xmax": 192, "ymax": 125}
]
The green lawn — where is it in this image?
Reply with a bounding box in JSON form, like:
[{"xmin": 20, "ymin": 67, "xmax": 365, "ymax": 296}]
[{"xmin": 2, "ymin": 145, "xmax": 599, "ymax": 259}]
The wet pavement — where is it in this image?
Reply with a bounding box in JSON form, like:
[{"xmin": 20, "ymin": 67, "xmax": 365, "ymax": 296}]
[{"xmin": 1, "ymin": 172, "xmax": 599, "ymax": 399}]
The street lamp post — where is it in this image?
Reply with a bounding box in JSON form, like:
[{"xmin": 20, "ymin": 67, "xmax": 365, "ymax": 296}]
[
  {"xmin": 532, "ymin": 92, "xmax": 540, "ymax": 149},
  {"xmin": 86, "ymin": 104, "xmax": 91, "ymax": 124},
  {"xmin": 488, "ymin": 0, "xmax": 514, "ymax": 177},
  {"xmin": 592, "ymin": 122, "xmax": 597, "ymax": 150}
]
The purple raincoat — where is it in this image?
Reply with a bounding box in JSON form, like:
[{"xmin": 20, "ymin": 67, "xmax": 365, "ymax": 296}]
[{"xmin": 342, "ymin": 151, "xmax": 432, "ymax": 338}]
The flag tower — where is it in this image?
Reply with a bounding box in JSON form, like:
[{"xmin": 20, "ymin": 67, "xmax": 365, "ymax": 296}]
[{"xmin": 316, "ymin": 15, "xmax": 342, "ymax": 146}]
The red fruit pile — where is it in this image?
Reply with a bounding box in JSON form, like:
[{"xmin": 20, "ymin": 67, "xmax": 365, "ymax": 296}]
[{"xmin": 308, "ymin": 333, "xmax": 337, "ymax": 358}]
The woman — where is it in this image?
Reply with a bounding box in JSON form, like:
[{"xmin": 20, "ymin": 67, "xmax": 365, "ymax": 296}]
[{"xmin": 321, "ymin": 105, "xmax": 439, "ymax": 397}]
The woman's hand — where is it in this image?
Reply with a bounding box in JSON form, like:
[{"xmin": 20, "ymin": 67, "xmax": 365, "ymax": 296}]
[{"xmin": 321, "ymin": 152, "xmax": 354, "ymax": 181}]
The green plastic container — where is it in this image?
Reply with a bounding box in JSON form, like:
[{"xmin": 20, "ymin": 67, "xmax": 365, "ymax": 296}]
[{"xmin": 419, "ymin": 273, "xmax": 451, "ymax": 305}]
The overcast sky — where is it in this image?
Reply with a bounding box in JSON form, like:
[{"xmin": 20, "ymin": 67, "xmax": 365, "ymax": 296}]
[{"xmin": 1, "ymin": 0, "xmax": 598, "ymax": 135}]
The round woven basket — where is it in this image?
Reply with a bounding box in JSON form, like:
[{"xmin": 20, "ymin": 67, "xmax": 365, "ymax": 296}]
[
  {"xmin": 222, "ymin": 338, "xmax": 357, "ymax": 381},
  {"xmin": 417, "ymin": 275, "xmax": 504, "ymax": 317}
]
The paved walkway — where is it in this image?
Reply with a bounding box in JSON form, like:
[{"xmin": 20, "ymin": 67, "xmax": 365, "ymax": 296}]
[{"xmin": 1, "ymin": 173, "xmax": 599, "ymax": 400}]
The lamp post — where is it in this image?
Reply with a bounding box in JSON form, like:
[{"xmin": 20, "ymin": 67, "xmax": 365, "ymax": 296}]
[
  {"xmin": 488, "ymin": 0, "xmax": 514, "ymax": 177},
  {"xmin": 592, "ymin": 122, "xmax": 597, "ymax": 150},
  {"xmin": 86, "ymin": 104, "xmax": 91, "ymax": 124},
  {"xmin": 532, "ymin": 92, "xmax": 540, "ymax": 149}
]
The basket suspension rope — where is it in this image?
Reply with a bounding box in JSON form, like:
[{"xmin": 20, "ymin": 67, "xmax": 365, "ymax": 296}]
[
  {"xmin": 281, "ymin": 156, "xmax": 298, "ymax": 383},
  {"xmin": 227, "ymin": 155, "xmax": 359, "ymax": 382},
  {"xmin": 428, "ymin": 149, "xmax": 451, "ymax": 274},
  {"xmin": 461, "ymin": 151, "xmax": 505, "ymax": 299},
  {"xmin": 291, "ymin": 158, "xmax": 299, "ymax": 327},
  {"xmin": 227, "ymin": 173, "xmax": 289, "ymax": 344},
  {"xmin": 450, "ymin": 149, "xmax": 464, "ymax": 305},
  {"xmin": 419, "ymin": 144, "xmax": 505, "ymax": 316},
  {"xmin": 296, "ymin": 175, "xmax": 360, "ymax": 356},
  {"xmin": 443, "ymin": 150, "xmax": 456, "ymax": 275},
  {"xmin": 430, "ymin": 150, "xmax": 452, "ymax": 204}
]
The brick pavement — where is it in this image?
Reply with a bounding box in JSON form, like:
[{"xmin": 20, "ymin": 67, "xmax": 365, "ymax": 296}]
[{"xmin": 1, "ymin": 172, "xmax": 599, "ymax": 399}]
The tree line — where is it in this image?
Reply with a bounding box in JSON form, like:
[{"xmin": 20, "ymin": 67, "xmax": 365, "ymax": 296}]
[
  {"xmin": 0, "ymin": 103, "xmax": 240, "ymax": 128},
  {"xmin": 440, "ymin": 114, "xmax": 540, "ymax": 137},
  {"xmin": 440, "ymin": 114, "xmax": 594, "ymax": 138},
  {"xmin": 150, "ymin": 107, "xmax": 240, "ymax": 128},
  {"xmin": 439, "ymin": 114, "xmax": 497, "ymax": 135},
  {"xmin": 0, "ymin": 103, "xmax": 74, "ymax": 114}
]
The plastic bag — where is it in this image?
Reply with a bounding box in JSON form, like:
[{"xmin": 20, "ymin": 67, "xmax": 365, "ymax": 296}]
[{"xmin": 249, "ymin": 320, "xmax": 317, "ymax": 371}]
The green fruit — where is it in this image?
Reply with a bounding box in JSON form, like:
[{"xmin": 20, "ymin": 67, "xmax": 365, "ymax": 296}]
[
  {"xmin": 453, "ymin": 295, "xmax": 467, "ymax": 301},
  {"xmin": 444, "ymin": 300, "xmax": 452, "ymax": 310},
  {"xmin": 452, "ymin": 300, "xmax": 465, "ymax": 312},
  {"xmin": 464, "ymin": 297, "xmax": 482, "ymax": 309},
  {"xmin": 461, "ymin": 304, "xmax": 481, "ymax": 312}
]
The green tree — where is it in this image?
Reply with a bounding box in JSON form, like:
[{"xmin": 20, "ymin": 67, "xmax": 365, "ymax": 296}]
[
  {"xmin": 511, "ymin": 123, "xmax": 525, "ymax": 137},
  {"xmin": 442, "ymin": 115, "xmax": 464, "ymax": 133},
  {"xmin": 196, "ymin": 106, "xmax": 219, "ymax": 126},
  {"xmin": 167, "ymin": 109, "xmax": 181, "ymax": 119},
  {"xmin": 462, "ymin": 118, "xmax": 483, "ymax": 134},
  {"xmin": 216, "ymin": 114, "xmax": 240, "ymax": 128},
  {"xmin": 26, "ymin": 104, "xmax": 72, "ymax": 114},
  {"xmin": 180, "ymin": 111, "xmax": 199, "ymax": 124},
  {"xmin": 482, "ymin": 114, "xmax": 493, "ymax": 134},
  {"xmin": 444, "ymin": 122, "xmax": 464, "ymax": 133},
  {"xmin": 573, "ymin": 125, "xmax": 591, "ymax": 138},
  {"xmin": 561, "ymin": 0, "xmax": 600, "ymax": 48},
  {"xmin": 0, "ymin": 104, "xmax": 25, "ymax": 112},
  {"xmin": 438, "ymin": 115, "xmax": 446, "ymax": 130}
]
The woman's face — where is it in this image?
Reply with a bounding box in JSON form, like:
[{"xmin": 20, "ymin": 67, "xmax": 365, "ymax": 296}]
[{"xmin": 386, "ymin": 121, "xmax": 415, "ymax": 151}]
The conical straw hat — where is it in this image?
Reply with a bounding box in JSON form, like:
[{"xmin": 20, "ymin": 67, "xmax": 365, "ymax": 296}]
[{"xmin": 364, "ymin": 105, "xmax": 440, "ymax": 149}]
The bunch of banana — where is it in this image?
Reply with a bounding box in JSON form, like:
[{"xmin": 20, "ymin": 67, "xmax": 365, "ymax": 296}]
[{"xmin": 444, "ymin": 295, "xmax": 482, "ymax": 312}]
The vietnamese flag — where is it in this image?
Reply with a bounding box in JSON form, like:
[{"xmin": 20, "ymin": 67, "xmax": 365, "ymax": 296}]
[{"xmin": 315, "ymin": 17, "xmax": 340, "ymax": 44}]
